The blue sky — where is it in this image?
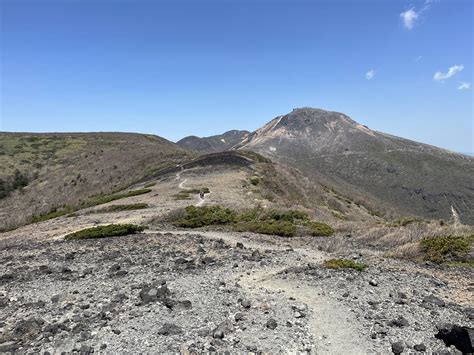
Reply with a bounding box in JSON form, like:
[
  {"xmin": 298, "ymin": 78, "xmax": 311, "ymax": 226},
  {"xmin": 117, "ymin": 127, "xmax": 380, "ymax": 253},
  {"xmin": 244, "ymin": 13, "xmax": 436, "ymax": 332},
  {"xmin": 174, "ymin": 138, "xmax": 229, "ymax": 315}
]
[{"xmin": 0, "ymin": 0, "xmax": 472, "ymax": 153}]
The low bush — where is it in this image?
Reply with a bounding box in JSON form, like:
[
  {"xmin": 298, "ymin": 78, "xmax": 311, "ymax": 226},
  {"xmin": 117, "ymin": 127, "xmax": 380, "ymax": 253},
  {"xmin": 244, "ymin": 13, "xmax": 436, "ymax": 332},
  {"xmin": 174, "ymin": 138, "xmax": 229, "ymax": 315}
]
[
  {"xmin": 389, "ymin": 217, "xmax": 423, "ymax": 227},
  {"xmin": 323, "ymin": 258, "xmax": 367, "ymax": 271},
  {"xmin": 144, "ymin": 182, "xmax": 156, "ymax": 188},
  {"xmin": 249, "ymin": 176, "xmax": 260, "ymax": 186},
  {"xmin": 171, "ymin": 205, "xmax": 334, "ymax": 238},
  {"xmin": 173, "ymin": 205, "xmax": 237, "ymax": 228},
  {"xmin": 94, "ymin": 203, "xmax": 149, "ymax": 213},
  {"xmin": 32, "ymin": 207, "xmax": 75, "ymax": 223},
  {"xmin": 86, "ymin": 188, "xmax": 152, "ymax": 206},
  {"xmin": 307, "ymin": 221, "xmax": 335, "ymax": 236},
  {"xmin": 64, "ymin": 224, "xmax": 145, "ymax": 240},
  {"xmin": 420, "ymin": 235, "xmax": 473, "ymax": 264}
]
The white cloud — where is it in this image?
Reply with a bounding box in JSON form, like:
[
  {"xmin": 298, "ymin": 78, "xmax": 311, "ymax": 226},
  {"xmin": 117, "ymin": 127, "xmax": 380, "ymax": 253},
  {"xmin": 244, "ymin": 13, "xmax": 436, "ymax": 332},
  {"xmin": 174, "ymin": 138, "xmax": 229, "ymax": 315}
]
[
  {"xmin": 400, "ymin": 8, "xmax": 419, "ymax": 29},
  {"xmin": 458, "ymin": 82, "xmax": 471, "ymax": 90},
  {"xmin": 433, "ymin": 65, "xmax": 464, "ymax": 81},
  {"xmin": 400, "ymin": 1, "xmax": 434, "ymax": 30},
  {"xmin": 366, "ymin": 69, "xmax": 375, "ymax": 80},
  {"xmin": 415, "ymin": 55, "xmax": 422, "ymax": 62}
]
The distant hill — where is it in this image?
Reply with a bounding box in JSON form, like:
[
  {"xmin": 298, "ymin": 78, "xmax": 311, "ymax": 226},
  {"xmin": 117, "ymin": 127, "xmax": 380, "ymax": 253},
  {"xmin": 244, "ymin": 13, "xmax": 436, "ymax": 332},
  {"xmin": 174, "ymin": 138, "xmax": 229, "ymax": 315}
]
[
  {"xmin": 177, "ymin": 130, "xmax": 250, "ymax": 153},
  {"xmin": 0, "ymin": 132, "xmax": 192, "ymax": 229},
  {"xmin": 238, "ymin": 108, "xmax": 474, "ymax": 224}
]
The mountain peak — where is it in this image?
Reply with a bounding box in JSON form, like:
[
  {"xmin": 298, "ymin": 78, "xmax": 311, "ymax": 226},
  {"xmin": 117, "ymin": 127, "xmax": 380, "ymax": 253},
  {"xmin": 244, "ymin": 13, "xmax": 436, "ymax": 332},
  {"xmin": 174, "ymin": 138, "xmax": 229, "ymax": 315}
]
[{"xmin": 177, "ymin": 130, "xmax": 250, "ymax": 153}]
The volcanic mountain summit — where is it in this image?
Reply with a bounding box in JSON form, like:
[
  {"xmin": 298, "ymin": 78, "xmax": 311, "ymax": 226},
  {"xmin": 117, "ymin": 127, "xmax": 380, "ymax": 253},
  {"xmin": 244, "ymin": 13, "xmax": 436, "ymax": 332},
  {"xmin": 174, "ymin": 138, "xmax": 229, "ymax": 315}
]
[{"xmin": 237, "ymin": 108, "xmax": 474, "ymax": 224}]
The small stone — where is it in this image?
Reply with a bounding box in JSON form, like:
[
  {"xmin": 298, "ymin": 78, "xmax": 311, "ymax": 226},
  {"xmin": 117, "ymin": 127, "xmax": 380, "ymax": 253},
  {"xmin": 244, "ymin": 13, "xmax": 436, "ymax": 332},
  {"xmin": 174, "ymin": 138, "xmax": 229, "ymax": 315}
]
[
  {"xmin": 369, "ymin": 279, "xmax": 378, "ymax": 287},
  {"xmin": 158, "ymin": 323, "xmax": 183, "ymax": 336},
  {"xmin": 0, "ymin": 342, "xmax": 17, "ymax": 353},
  {"xmin": 294, "ymin": 311, "xmax": 305, "ymax": 318},
  {"xmin": 423, "ymin": 294, "xmax": 446, "ymax": 307},
  {"xmin": 212, "ymin": 329, "xmax": 224, "ymax": 339},
  {"xmin": 388, "ymin": 316, "xmax": 409, "ymax": 328},
  {"xmin": 266, "ymin": 318, "xmax": 278, "ymax": 330},
  {"xmin": 414, "ymin": 343, "xmax": 426, "ymax": 352},
  {"xmin": 392, "ymin": 341, "xmax": 404, "ymax": 354},
  {"xmin": 234, "ymin": 313, "xmax": 244, "ymax": 321},
  {"xmin": 109, "ymin": 264, "xmax": 120, "ymax": 272},
  {"xmin": 241, "ymin": 299, "xmax": 251, "ymax": 309}
]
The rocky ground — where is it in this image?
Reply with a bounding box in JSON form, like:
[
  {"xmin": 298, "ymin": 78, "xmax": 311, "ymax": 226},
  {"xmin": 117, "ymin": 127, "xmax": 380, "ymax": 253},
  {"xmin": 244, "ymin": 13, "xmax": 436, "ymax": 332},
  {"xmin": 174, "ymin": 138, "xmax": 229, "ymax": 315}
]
[
  {"xmin": 0, "ymin": 164, "xmax": 473, "ymax": 354},
  {"xmin": 1, "ymin": 227, "xmax": 473, "ymax": 354}
]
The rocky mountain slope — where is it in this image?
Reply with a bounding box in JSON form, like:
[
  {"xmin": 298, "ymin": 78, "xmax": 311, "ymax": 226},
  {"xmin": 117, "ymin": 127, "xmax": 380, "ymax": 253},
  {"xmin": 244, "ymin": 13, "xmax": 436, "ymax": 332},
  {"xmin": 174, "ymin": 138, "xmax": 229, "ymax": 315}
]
[
  {"xmin": 177, "ymin": 130, "xmax": 250, "ymax": 153},
  {"xmin": 0, "ymin": 132, "xmax": 193, "ymax": 230},
  {"xmin": 1, "ymin": 147, "xmax": 472, "ymax": 354},
  {"xmin": 238, "ymin": 108, "xmax": 474, "ymax": 224}
]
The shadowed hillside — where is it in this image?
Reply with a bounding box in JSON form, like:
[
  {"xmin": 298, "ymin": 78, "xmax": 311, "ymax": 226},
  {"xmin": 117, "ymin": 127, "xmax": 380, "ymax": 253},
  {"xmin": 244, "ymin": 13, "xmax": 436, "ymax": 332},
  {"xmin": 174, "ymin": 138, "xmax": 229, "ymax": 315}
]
[{"xmin": 177, "ymin": 130, "xmax": 250, "ymax": 153}]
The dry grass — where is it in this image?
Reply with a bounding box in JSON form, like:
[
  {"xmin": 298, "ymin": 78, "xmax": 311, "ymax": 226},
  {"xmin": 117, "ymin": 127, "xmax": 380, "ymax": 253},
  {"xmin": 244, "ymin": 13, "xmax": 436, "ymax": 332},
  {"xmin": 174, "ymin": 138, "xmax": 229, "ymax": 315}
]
[{"xmin": 350, "ymin": 220, "xmax": 474, "ymax": 263}]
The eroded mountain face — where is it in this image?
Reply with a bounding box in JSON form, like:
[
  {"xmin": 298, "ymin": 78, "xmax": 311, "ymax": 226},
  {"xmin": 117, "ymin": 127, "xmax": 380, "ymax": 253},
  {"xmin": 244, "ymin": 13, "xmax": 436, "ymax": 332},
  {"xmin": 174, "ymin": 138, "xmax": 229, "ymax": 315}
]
[
  {"xmin": 177, "ymin": 130, "xmax": 250, "ymax": 154},
  {"xmin": 239, "ymin": 108, "xmax": 474, "ymax": 224}
]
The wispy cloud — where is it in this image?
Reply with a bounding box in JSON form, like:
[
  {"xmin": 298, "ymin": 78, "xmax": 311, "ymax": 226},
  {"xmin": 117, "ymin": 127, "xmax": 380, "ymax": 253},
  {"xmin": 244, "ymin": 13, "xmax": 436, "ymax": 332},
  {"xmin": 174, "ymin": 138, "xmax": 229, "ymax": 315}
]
[
  {"xmin": 400, "ymin": 1, "xmax": 433, "ymax": 30},
  {"xmin": 433, "ymin": 65, "xmax": 464, "ymax": 81},
  {"xmin": 400, "ymin": 8, "xmax": 419, "ymax": 29},
  {"xmin": 458, "ymin": 82, "xmax": 471, "ymax": 90},
  {"xmin": 415, "ymin": 55, "xmax": 422, "ymax": 62},
  {"xmin": 366, "ymin": 69, "xmax": 375, "ymax": 80}
]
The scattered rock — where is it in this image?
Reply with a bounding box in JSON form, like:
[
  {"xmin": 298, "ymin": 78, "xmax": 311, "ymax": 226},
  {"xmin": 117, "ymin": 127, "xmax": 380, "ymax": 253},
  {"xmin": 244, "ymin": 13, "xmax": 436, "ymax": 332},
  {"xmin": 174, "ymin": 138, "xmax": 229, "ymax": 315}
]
[
  {"xmin": 12, "ymin": 317, "xmax": 45, "ymax": 339},
  {"xmin": 435, "ymin": 324, "xmax": 474, "ymax": 354},
  {"xmin": 241, "ymin": 299, "xmax": 251, "ymax": 309},
  {"xmin": 139, "ymin": 283, "xmax": 170, "ymax": 305},
  {"xmin": 266, "ymin": 318, "xmax": 278, "ymax": 330},
  {"xmin": 414, "ymin": 343, "xmax": 426, "ymax": 352},
  {"xmin": 391, "ymin": 341, "xmax": 404, "ymax": 354},
  {"xmin": 388, "ymin": 316, "xmax": 410, "ymax": 328},
  {"xmin": 423, "ymin": 294, "xmax": 446, "ymax": 307},
  {"xmin": 158, "ymin": 323, "xmax": 183, "ymax": 336}
]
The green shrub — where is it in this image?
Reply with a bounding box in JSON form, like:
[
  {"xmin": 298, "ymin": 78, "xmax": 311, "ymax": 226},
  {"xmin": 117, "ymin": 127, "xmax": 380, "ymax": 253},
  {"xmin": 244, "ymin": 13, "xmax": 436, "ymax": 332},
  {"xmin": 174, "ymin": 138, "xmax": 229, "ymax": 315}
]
[
  {"xmin": 86, "ymin": 188, "xmax": 152, "ymax": 206},
  {"xmin": 173, "ymin": 205, "xmax": 237, "ymax": 228},
  {"xmin": 420, "ymin": 235, "xmax": 472, "ymax": 264},
  {"xmin": 94, "ymin": 203, "xmax": 149, "ymax": 213},
  {"xmin": 32, "ymin": 206, "xmax": 75, "ymax": 223},
  {"xmin": 64, "ymin": 224, "xmax": 145, "ymax": 240},
  {"xmin": 174, "ymin": 191, "xmax": 192, "ymax": 200},
  {"xmin": 266, "ymin": 209, "xmax": 309, "ymax": 223},
  {"xmin": 307, "ymin": 221, "xmax": 335, "ymax": 236},
  {"xmin": 323, "ymin": 258, "xmax": 367, "ymax": 271},
  {"xmin": 389, "ymin": 217, "xmax": 423, "ymax": 227},
  {"xmin": 144, "ymin": 182, "xmax": 156, "ymax": 188},
  {"xmin": 249, "ymin": 176, "xmax": 260, "ymax": 186},
  {"xmin": 170, "ymin": 205, "xmax": 333, "ymax": 238},
  {"xmin": 446, "ymin": 260, "xmax": 474, "ymax": 268}
]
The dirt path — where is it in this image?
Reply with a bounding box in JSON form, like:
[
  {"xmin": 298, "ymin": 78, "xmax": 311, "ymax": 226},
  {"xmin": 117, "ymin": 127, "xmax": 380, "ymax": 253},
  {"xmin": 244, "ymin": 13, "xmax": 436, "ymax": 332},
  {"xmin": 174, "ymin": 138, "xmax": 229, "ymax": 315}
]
[
  {"xmin": 240, "ymin": 267, "xmax": 371, "ymax": 354},
  {"xmin": 176, "ymin": 167, "xmax": 208, "ymax": 207},
  {"xmin": 150, "ymin": 229, "xmax": 371, "ymax": 354}
]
